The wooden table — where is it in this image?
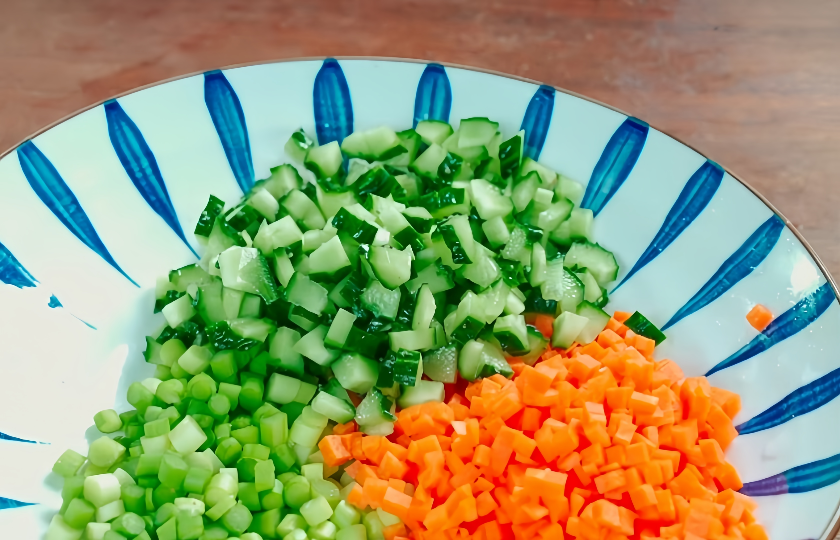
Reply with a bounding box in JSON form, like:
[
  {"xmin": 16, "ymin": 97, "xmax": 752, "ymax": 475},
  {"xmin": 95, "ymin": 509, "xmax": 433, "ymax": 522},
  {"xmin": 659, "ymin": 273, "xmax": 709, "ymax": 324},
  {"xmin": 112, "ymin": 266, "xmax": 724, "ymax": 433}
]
[{"xmin": 1, "ymin": 0, "xmax": 839, "ymax": 276}]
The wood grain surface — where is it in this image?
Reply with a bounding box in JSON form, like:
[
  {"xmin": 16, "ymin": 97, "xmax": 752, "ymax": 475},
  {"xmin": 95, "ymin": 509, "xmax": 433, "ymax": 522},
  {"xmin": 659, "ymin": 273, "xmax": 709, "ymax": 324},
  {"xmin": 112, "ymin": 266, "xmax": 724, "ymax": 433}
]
[{"xmin": 1, "ymin": 0, "xmax": 839, "ymax": 277}]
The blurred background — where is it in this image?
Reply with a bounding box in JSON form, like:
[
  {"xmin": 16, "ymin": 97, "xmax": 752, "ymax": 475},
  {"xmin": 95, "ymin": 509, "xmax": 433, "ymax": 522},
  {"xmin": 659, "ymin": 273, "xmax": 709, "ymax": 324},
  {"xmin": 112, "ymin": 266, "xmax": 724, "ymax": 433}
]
[{"xmin": 1, "ymin": 0, "xmax": 838, "ymax": 275}]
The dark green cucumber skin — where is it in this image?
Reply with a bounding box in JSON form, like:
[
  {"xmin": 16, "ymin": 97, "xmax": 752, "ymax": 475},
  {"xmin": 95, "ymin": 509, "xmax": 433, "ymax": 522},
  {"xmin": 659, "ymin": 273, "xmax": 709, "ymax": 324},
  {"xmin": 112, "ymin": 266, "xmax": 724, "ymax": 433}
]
[{"xmin": 624, "ymin": 311, "xmax": 666, "ymax": 344}]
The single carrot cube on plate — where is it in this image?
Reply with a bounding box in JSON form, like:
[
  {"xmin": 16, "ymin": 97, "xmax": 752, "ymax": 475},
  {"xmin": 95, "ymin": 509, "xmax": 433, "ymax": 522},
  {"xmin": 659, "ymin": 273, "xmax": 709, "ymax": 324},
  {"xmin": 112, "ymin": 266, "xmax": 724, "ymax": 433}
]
[{"xmin": 746, "ymin": 304, "xmax": 773, "ymax": 331}]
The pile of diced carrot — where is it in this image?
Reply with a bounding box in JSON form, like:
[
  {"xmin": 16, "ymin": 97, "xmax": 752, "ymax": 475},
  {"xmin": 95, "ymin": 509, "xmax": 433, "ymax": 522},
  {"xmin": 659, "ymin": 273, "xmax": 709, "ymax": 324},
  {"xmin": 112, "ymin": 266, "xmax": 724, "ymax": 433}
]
[{"xmin": 318, "ymin": 311, "xmax": 769, "ymax": 540}]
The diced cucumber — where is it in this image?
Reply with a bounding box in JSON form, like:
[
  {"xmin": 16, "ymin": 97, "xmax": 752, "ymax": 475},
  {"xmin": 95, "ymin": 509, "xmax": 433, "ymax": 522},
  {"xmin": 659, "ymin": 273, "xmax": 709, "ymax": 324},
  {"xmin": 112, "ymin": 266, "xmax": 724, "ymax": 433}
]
[
  {"xmin": 445, "ymin": 292, "xmax": 485, "ymax": 344},
  {"xmin": 311, "ymin": 392, "xmax": 356, "ymax": 424},
  {"xmin": 575, "ymin": 301, "xmax": 611, "ymax": 344},
  {"xmin": 402, "ymin": 207, "xmax": 434, "ymax": 233},
  {"xmin": 499, "ymin": 130, "xmax": 524, "ymax": 179},
  {"xmin": 457, "ymin": 340, "xmax": 485, "ymax": 381},
  {"xmin": 316, "ymin": 185, "xmax": 360, "ymax": 221},
  {"xmin": 460, "ymin": 244, "xmax": 500, "ymax": 288},
  {"xmin": 309, "ymin": 236, "xmax": 351, "ymax": 280},
  {"xmin": 229, "ymin": 318, "xmax": 275, "ymax": 342},
  {"xmin": 412, "ymin": 285, "xmax": 436, "ymax": 330},
  {"xmin": 541, "ymin": 259, "xmax": 584, "ymax": 312},
  {"xmin": 470, "ymin": 179, "xmax": 513, "ymax": 220},
  {"xmin": 530, "ymin": 243, "xmax": 547, "ymax": 286},
  {"xmin": 512, "ymin": 172, "xmax": 540, "ymax": 213},
  {"xmin": 331, "ymin": 353, "xmax": 379, "ymax": 394},
  {"xmin": 340, "ymin": 126, "xmax": 406, "ymax": 162},
  {"xmin": 458, "ymin": 117, "xmax": 500, "ymax": 147},
  {"xmin": 218, "ymin": 246, "xmax": 279, "ymax": 303},
  {"xmin": 162, "ymin": 294, "xmax": 195, "ymax": 329},
  {"xmin": 388, "ymin": 328, "xmax": 435, "ymax": 352},
  {"xmin": 406, "ymin": 260, "xmax": 454, "ymax": 294},
  {"xmin": 263, "ymin": 164, "xmax": 303, "ymax": 199},
  {"xmin": 536, "ymin": 198, "xmax": 574, "ymax": 232},
  {"xmin": 482, "ymin": 216, "xmax": 511, "ymax": 247},
  {"xmin": 623, "ymin": 311, "xmax": 666, "ymax": 345},
  {"xmin": 564, "ymin": 242, "xmax": 620, "ymax": 286},
  {"xmin": 294, "ymin": 326, "xmax": 340, "ymax": 366},
  {"xmin": 493, "ymin": 314, "xmax": 530, "ymax": 355},
  {"xmin": 223, "ymin": 287, "xmax": 245, "ymax": 319},
  {"xmin": 269, "ymin": 327, "xmax": 305, "ymax": 376},
  {"xmin": 568, "ymin": 207, "xmax": 594, "ymax": 242},
  {"xmin": 415, "ymin": 120, "xmax": 453, "ymax": 146},
  {"xmin": 556, "ymin": 176, "xmax": 584, "ymax": 206},
  {"xmin": 396, "ymin": 381, "xmax": 444, "ymax": 408},
  {"xmin": 282, "ymin": 190, "xmax": 326, "ymax": 231},
  {"xmin": 410, "ymin": 143, "xmax": 447, "ymax": 178},
  {"xmin": 355, "ymin": 388, "xmax": 395, "ymax": 428},
  {"xmin": 422, "ymin": 346, "xmax": 458, "ymax": 383},
  {"xmin": 239, "ymin": 293, "xmax": 262, "ymax": 318},
  {"xmin": 576, "ymin": 269, "xmax": 604, "ymax": 305},
  {"xmin": 195, "ymin": 195, "xmax": 226, "ymax": 237},
  {"xmin": 169, "ymin": 264, "xmax": 213, "ymax": 292},
  {"xmin": 284, "ymin": 129, "xmax": 315, "ymax": 163},
  {"xmin": 331, "ymin": 207, "xmax": 378, "ymax": 245},
  {"xmin": 285, "ymin": 272, "xmax": 328, "ymax": 316},
  {"xmin": 478, "ymin": 339, "xmax": 514, "ymax": 379},
  {"xmin": 195, "ymin": 279, "xmax": 227, "ymax": 324},
  {"xmin": 325, "ymin": 309, "xmax": 357, "ymax": 349},
  {"xmin": 519, "ymin": 157, "xmax": 557, "ymax": 187},
  {"xmin": 253, "ymin": 216, "xmax": 303, "ymax": 255},
  {"xmin": 305, "ymin": 141, "xmax": 343, "ymax": 178},
  {"xmin": 518, "ymin": 327, "xmax": 549, "ymax": 366},
  {"xmin": 366, "ymin": 245, "xmax": 412, "ymax": 289},
  {"xmin": 552, "ymin": 311, "xmax": 589, "ymax": 349},
  {"xmin": 361, "ymin": 281, "xmax": 401, "ymax": 320},
  {"xmin": 247, "ymin": 188, "xmax": 280, "ymax": 221}
]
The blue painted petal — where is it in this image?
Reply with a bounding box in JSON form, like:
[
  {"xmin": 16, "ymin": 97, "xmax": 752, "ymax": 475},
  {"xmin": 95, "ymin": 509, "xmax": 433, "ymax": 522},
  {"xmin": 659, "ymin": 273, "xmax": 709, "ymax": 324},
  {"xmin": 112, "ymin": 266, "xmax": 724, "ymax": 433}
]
[
  {"xmin": 48, "ymin": 295, "xmax": 61, "ymax": 308},
  {"xmin": 707, "ymin": 282, "xmax": 836, "ymax": 376},
  {"xmin": 741, "ymin": 452, "xmax": 840, "ymax": 496},
  {"xmin": 104, "ymin": 100, "xmax": 198, "ymax": 257},
  {"xmin": 0, "ymin": 240, "xmax": 37, "ymax": 288},
  {"xmin": 16, "ymin": 142, "xmax": 138, "ymax": 287},
  {"xmin": 413, "ymin": 63, "xmax": 451, "ymax": 127},
  {"xmin": 580, "ymin": 117, "xmax": 649, "ymax": 216},
  {"xmin": 520, "ymin": 85, "xmax": 555, "ymax": 161},
  {"xmin": 612, "ymin": 160, "xmax": 724, "ymax": 292},
  {"xmin": 662, "ymin": 215, "xmax": 785, "ymax": 331},
  {"xmin": 204, "ymin": 70, "xmax": 254, "ymax": 193},
  {"xmin": 737, "ymin": 366, "xmax": 840, "ymax": 435},
  {"xmin": 0, "ymin": 497, "xmax": 35, "ymax": 510},
  {"xmin": 313, "ymin": 58, "xmax": 353, "ymax": 145},
  {"xmin": 0, "ymin": 432, "xmax": 37, "ymax": 444}
]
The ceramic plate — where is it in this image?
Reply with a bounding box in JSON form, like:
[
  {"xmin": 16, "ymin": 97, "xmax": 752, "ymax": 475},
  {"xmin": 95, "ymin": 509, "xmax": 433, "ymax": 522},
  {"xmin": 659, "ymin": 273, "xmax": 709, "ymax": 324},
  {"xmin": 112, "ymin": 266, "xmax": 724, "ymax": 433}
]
[{"xmin": 0, "ymin": 58, "xmax": 838, "ymax": 540}]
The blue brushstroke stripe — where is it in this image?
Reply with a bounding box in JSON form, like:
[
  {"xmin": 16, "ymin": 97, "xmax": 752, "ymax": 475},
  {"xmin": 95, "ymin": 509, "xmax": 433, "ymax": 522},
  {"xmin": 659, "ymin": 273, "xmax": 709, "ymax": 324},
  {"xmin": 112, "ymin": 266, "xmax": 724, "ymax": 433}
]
[
  {"xmin": 737, "ymin": 366, "xmax": 840, "ymax": 435},
  {"xmin": 0, "ymin": 241, "xmax": 37, "ymax": 288},
  {"xmin": 0, "ymin": 432, "xmax": 37, "ymax": 444},
  {"xmin": 707, "ymin": 282, "xmax": 836, "ymax": 376},
  {"xmin": 104, "ymin": 100, "xmax": 198, "ymax": 257},
  {"xmin": 741, "ymin": 452, "xmax": 840, "ymax": 496},
  {"xmin": 314, "ymin": 58, "xmax": 353, "ymax": 146},
  {"xmin": 520, "ymin": 85, "xmax": 555, "ymax": 161},
  {"xmin": 16, "ymin": 142, "xmax": 139, "ymax": 287},
  {"xmin": 204, "ymin": 70, "xmax": 254, "ymax": 194},
  {"xmin": 662, "ymin": 215, "xmax": 785, "ymax": 331},
  {"xmin": 0, "ymin": 497, "xmax": 35, "ymax": 510},
  {"xmin": 580, "ymin": 117, "xmax": 649, "ymax": 216},
  {"xmin": 612, "ymin": 160, "xmax": 724, "ymax": 293},
  {"xmin": 413, "ymin": 63, "xmax": 451, "ymax": 127}
]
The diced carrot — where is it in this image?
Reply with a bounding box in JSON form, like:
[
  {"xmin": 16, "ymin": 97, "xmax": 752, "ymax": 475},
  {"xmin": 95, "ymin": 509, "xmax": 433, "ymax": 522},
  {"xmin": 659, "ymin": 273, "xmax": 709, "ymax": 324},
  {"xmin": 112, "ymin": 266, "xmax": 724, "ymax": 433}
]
[
  {"xmin": 319, "ymin": 435, "xmax": 353, "ymax": 467},
  {"xmin": 333, "ymin": 421, "xmax": 357, "ymax": 435},
  {"xmin": 382, "ymin": 487, "xmax": 413, "ymax": 520},
  {"xmin": 355, "ymin": 464, "xmax": 380, "ymax": 486},
  {"xmin": 346, "ymin": 482, "xmax": 365, "ymax": 509},
  {"xmin": 379, "ymin": 451, "xmax": 409, "ymax": 480},
  {"xmin": 614, "ymin": 311, "xmax": 632, "ymax": 323},
  {"xmin": 746, "ymin": 304, "xmax": 773, "ymax": 331},
  {"xmin": 629, "ymin": 484, "xmax": 657, "ymax": 510},
  {"xmin": 594, "ymin": 469, "xmax": 626, "ymax": 494},
  {"xmin": 711, "ymin": 387, "xmax": 742, "ymax": 419},
  {"xmin": 625, "ymin": 442, "xmax": 651, "ymax": 466},
  {"xmin": 534, "ymin": 314, "xmax": 554, "ymax": 338},
  {"xmin": 476, "ymin": 490, "xmax": 498, "ymax": 517}
]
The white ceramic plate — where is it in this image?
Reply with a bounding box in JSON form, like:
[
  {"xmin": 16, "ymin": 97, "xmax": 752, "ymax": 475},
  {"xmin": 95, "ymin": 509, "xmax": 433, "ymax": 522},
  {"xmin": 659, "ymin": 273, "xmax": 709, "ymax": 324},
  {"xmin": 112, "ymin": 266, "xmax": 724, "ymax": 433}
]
[{"xmin": 0, "ymin": 58, "xmax": 838, "ymax": 540}]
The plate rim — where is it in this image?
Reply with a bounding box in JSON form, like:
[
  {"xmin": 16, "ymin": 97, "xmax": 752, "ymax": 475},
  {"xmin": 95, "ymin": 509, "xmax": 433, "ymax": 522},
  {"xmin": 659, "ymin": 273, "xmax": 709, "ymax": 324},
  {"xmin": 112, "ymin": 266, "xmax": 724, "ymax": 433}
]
[{"xmin": 2, "ymin": 55, "xmax": 838, "ymax": 540}]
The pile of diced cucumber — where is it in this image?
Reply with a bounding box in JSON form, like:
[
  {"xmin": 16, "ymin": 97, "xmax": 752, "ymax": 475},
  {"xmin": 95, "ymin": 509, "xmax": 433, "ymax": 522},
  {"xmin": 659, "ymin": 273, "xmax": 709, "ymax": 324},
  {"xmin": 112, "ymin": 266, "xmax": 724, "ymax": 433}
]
[{"xmin": 45, "ymin": 117, "xmax": 619, "ymax": 540}]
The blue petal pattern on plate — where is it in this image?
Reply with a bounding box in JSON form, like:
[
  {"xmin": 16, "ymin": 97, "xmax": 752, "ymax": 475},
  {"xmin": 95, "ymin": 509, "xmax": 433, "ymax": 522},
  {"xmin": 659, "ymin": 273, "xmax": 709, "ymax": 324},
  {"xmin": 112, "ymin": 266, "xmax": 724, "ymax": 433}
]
[
  {"xmin": 0, "ymin": 432, "xmax": 37, "ymax": 444},
  {"xmin": 737, "ymin": 367, "xmax": 840, "ymax": 435},
  {"xmin": 520, "ymin": 85, "xmax": 555, "ymax": 161},
  {"xmin": 662, "ymin": 215, "xmax": 785, "ymax": 331},
  {"xmin": 707, "ymin": 282, "xmax": 836, "ymax": 376},
  {"xmin": 204, "ymin": 70, "xmax": 255, "ymax": 193},
  {"xmin": 16, "ymin": 141, "xmax": 139, "ymax": 287},
  {"xmin": 741, "ymin": 452, "xmax": 840, "ymax": 496},
  {"xmin": 413, "ymin": 63, "xmax": 451, "ymax": 127},
  {"xmin": 48, "ymin": 295, "xmax": 61, "ymax": 308},
  {"xmin": 0, "ymin": 241, "xmax": 37, "ymax": 288},
  {"xmin": 612, "ymin": 160, "xmax": 724, "ymax": 293},
  {"xmin": 0, "ymin": 497, "xmax": 35, "ymax": 510},
  {"xmin": 104, "ymin": 100, "xmax": 198, "ymax": 258},
  {"xmin": 580, "ymin": 117, "xmax": 649, "ymax": 216},
  {"xmin": 313, "ymin": 58, "xmax": 353, "ymax": 145}
]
